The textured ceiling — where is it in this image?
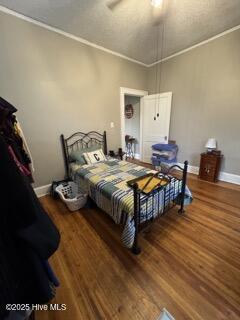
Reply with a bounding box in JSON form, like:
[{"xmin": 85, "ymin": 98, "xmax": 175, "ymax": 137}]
[{"xmin": 0, "ymin": 0, "xmax": 240, "ymax": 64}]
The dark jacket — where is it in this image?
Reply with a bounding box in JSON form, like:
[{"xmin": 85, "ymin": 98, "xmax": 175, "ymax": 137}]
[{"xmin": 0, "ymin": 136, "xmax": 60, "ymax": 319}]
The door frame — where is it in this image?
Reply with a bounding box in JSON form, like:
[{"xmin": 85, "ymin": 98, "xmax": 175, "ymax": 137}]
[{"xmin": 120, "ymin": 87, "xmax": 148, "ymax": 159}]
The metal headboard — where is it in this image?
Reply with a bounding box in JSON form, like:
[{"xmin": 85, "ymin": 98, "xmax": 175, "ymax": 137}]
[{"xmin": 61, "ymin": 131, "xmax": 107, "ymax": 179}]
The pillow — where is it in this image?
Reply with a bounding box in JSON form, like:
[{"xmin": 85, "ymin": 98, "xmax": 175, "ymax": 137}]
[
  {"xmin": 83, "ymin": 149, "xmax": 107, "ymax": 165},
  {"xmin": 69, "ymin": 145, "xmax": 102, "ymax": 165},
  {"xmin": 69, "ymin": 150, "xmax": 86, "ymax": 165}
]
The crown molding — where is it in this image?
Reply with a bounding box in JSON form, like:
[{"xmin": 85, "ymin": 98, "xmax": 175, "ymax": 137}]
[
  {"xmin": 148, "ymin": 24, "xmax": 240, "ymax": 67},
  {"xmin": 0, "ymin": 5, "xmax": 148, "ymax": 67},
  {"xmin": 0, "ymin": 5, "xmax": 240, "ymax": 68}
]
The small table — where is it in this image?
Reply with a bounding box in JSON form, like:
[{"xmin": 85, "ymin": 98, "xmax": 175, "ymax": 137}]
[
  {"xmin": 199, "ymin": 152, "xmax": 223, "ymax": 182},
  {"xmin": 125, "ymin": 137, "xmax": 136, "ymax": 159}
]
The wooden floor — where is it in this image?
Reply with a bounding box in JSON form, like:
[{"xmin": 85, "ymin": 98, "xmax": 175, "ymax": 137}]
[{"xmin": 37, "ymin": 169, "xmax": 240, "ymax": 320}]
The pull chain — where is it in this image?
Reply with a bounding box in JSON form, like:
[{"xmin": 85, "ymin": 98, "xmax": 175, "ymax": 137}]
[
  {"xmin": 155, "ymin": 0, "xmax": 166, "ymax": 120},
  {"xmin": 154, "ymin": 23, "xmax": 160, "ymax": 120}
]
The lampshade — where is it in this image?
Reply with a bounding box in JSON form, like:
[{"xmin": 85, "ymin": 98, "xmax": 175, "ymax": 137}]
[
  {"xmin": 205, "ymin": 138, "xmax": 217, "ymax": 150},
  {"xmin": 151, "ymin": 0, "xmax": 162, "ymax": 7}
]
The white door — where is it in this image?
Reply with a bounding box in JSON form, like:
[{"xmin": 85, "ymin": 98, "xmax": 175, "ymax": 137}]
[{"xmin": 140, "ymin": 92, "xmax": 172, "ymax": 163}]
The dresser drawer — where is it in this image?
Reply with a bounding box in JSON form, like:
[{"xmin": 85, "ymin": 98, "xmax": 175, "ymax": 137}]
[{"xmin": 201, "ymin": 155, "xmax": 217, "ymax": 165}]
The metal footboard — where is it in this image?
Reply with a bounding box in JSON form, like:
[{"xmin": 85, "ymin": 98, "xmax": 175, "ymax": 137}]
[{"xmin": 132, "ymin": 161, "xmax": 188, "ymax": 255}]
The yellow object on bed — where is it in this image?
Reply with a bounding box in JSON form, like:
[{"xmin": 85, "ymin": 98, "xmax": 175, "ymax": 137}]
[{"xmin": 127, "ymin": 173, "xmax": 170, "ymax": 194}]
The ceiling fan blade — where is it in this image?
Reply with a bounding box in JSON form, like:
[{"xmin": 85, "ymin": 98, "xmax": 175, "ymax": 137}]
[{"xmin": 106, "ymin": 0, "xmax": 124, "ymax": 11}]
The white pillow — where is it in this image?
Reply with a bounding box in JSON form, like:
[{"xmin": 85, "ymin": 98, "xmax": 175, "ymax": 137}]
[{"xmin": 83, "ymin": 149, "xmax": 107, "ymax": 164}]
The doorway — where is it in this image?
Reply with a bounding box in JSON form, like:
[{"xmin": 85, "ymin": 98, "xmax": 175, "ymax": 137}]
[
  {"xmin": 120, "ymin": 87, "xmax": 148, "ymax": 159},
  {"xmin": 124, "ymin": 95, "xmax": 140, "ymax": 158},
  {"xmin": 120, "ymin": 88, "xmax": 172, "ymax": 163}
]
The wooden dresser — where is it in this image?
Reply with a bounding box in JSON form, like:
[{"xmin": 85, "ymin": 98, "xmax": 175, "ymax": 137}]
[{"xmin": 199, "ymin": 152, "xmax": 223, "ymax": 182}]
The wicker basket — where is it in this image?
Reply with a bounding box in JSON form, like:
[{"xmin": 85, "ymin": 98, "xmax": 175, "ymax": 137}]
[{"xmin": 55, "ymin": 181, "xmax": 87, "ymax": 212}]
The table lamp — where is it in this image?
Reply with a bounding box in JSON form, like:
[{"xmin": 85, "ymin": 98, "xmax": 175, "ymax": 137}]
[{"xmin": 205, "ymin": 138, "xmax": 217, "ymax": 153}]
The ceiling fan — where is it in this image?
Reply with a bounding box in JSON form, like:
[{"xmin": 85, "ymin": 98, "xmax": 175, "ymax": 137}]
[
  {"xmin": 106, "ymin": 0, "xmax": 164, "ymax": 25},
  {"xmin": 106, "ymin": 0, "xmax": 166, "ymax": 115}
]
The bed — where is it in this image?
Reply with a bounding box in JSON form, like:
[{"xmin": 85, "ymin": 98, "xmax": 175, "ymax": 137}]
[{"xmin": 61, "ymin": 131, "xmax": 192, "ymax": 254}]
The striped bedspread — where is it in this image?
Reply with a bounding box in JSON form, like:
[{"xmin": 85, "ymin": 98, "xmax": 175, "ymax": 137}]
[{"xmin": 71, "ymin": 159, "xmax": 191, "ymax": 248}]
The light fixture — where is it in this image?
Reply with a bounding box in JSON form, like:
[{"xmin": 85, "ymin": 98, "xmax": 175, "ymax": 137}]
[
  {"xmin": 151, "ymin": 0, "xmax": 162, "ymax": 7},
  {"xmin": 205, "ymin": 138, "xmax": 217, "ymax": 153}
]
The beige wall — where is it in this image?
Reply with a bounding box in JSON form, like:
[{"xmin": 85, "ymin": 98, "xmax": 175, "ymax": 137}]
[
  {"xmin": 148, "ymin": 28, "xmax": 240, "ymax": 175},
  {"xmin": 1, "ymin": 10, "xmax": 239, "ymax": 187},
  {"xmin": 0, "ymin": 11, "xmax": 147, "ymax": 187}
]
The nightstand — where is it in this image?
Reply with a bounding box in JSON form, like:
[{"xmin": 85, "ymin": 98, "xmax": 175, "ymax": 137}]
[{"xmin": 199, "ymin": 152, "xmax": 223, "ymax": 182}]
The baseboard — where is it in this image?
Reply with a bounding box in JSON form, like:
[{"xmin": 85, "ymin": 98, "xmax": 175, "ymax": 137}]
[
  {"xmin": 124, "ymin": 153, "xmax": 141, "ymax": 160},
  {"xmin": 218, "ymin": 171, "xmax": 240, "ymax": 185},
  {"xmin": 177, "ymin": 163, "xmax": 240, "ymax": 185},
  {"xmin": 177, "ymin": 163, "xmax": 199, "ymax": 175},
  {"xmin": 34, "ymin": 184, "xmax": 51, "ymax": 198}
]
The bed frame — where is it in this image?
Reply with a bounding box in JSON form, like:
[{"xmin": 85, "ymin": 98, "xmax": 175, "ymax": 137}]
[
  {"xmin": 61, "ymin": 131, "xmax": 188, "ymax": 255},
  {"xmin": 61, "ymin": 131, "xmax": 107, "ymax": 179}
]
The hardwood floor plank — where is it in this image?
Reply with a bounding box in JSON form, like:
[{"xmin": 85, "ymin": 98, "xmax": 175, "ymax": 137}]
[
  {"xmin": 163, "ymin": 212, "xmax": 240, "ymax": 269},
  {"xmin": 145, "ymin": 224, "xmax": 240, "ymax": 311},
  {"xmin": 191, "ymin": 200, "xmax": 240, "ymax": 229},
  {"xmin": 36, "ymin": 168, "xmax": 240, "ymax": 320}
]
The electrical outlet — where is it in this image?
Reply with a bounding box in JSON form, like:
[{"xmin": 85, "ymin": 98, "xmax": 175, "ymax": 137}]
[{"xmin": 110, "ymin": 122, "xmax": 115, "ymax": 128}]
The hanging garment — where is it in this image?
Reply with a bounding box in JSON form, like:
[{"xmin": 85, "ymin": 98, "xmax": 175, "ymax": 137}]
[
  {"xmin": 0, "ymin": 97, "xmax": 34, "ymax": 182},
  {"xmin": 0, "ymin": 135, "xmax": 60, "ymax": 319},
  {"xmin": 0, "ymin": 96, "xmax": 17, "ymax": 114},
  {"xmin": 15, "ymin": 121, "xmax": 35, "ymax": 173},
  {"xmin": 5, "ymin": 310, "xmax": 32, "ymax": 320},
  {"xmin": 8, "ymin": 145, "xmax": 31, "ymax": 176},
  {"xmin": 0, "ymin": 96, "xmax": 17, "ymax": 136},
  {"xmin": 8, "ymin": 133, "xmax": 34, "ymax": 182}
]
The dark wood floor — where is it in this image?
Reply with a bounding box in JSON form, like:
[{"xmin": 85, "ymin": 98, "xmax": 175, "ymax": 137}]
[{"xmin": 37, "ymin": 169, "xmax": 240, "ymax": 320}]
